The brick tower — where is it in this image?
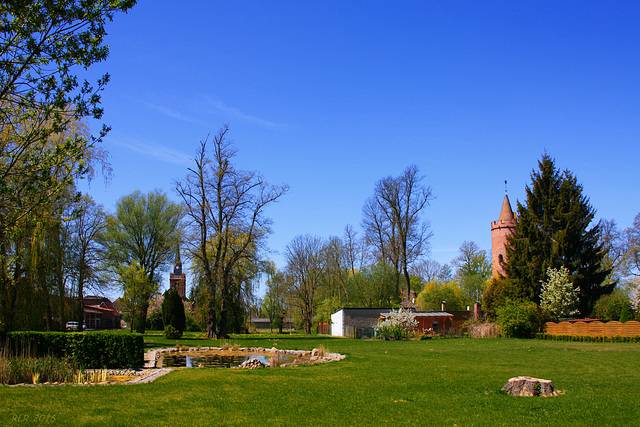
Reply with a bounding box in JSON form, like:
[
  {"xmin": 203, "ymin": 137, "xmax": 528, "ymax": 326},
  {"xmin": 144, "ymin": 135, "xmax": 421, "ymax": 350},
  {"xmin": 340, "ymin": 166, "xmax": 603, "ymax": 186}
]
[
  {"xmin": 170, "ymin": 248, "xmax": 186, "ymax": 299},
  {"xmin": 490, "ymin": 194, "xmax": 517, "ymax": 277}
]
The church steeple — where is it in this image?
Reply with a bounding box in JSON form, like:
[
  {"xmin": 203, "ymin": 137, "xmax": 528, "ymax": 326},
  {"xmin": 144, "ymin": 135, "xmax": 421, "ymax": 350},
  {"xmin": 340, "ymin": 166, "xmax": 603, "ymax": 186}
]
[
  {"xmin": 170, "ymin": 245, "xmax": 186, "ymax": 298},
  {"xmin": 173, "ymin": 246, "xmax": 182, "ymax": 275}
]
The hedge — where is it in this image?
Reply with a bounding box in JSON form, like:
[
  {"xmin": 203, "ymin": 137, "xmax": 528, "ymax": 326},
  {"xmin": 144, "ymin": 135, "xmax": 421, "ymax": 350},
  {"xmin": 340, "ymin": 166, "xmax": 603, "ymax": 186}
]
[
  {"xmin": 536, "ymin": 333, "xmax": 640, "ymax": 343},
  {"xmin": 2, "ymin": 331, "xmax": 144, "ymax": 368}
]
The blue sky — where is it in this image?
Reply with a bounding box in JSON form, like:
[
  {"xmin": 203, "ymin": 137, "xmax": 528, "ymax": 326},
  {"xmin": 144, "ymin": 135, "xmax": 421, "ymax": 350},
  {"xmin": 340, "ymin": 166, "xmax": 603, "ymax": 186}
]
[{"xmin": 80, "ymin": 1, "xmax": 640, "ymax": 296}]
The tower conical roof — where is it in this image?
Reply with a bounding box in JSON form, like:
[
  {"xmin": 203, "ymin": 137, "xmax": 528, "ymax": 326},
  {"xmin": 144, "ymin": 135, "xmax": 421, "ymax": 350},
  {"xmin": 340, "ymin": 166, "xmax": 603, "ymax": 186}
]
[{"xmin": 499, "ymin": 194, "xmax": 515, "ymax": 221}]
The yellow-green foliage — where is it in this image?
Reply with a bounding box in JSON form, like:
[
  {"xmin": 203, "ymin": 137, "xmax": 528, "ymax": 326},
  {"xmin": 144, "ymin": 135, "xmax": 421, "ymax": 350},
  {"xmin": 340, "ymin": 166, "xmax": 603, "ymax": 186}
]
[{"xmin": 416, "ymin": 280, "xmax": 466, "ymax": 311}]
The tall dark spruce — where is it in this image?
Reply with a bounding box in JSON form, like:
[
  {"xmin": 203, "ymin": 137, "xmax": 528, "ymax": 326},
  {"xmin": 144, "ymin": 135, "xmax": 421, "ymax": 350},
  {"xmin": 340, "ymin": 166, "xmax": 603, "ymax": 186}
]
[{"xmin": 503, "ymin": 154, "xmax": 612, "ymax": 316}]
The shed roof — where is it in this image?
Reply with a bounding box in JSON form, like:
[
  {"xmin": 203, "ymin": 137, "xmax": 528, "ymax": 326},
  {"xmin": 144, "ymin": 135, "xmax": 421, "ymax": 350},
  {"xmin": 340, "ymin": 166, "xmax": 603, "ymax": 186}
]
[{"xmin": 381, "ymin": 311, "xmax": 453, "ymax": 318}]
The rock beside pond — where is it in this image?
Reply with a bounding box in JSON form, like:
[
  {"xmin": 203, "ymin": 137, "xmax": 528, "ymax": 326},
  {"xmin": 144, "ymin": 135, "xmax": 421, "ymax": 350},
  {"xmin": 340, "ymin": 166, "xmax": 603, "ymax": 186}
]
[
  {"xmin": 107, "ymin": 369, "xmax": 144, "ymax": 376},
  {"xmin": 502, "ymin": 376, "xmax": 560, "ymax": 397},
  {"xmin": 235, "ymin": 358, "xmax": 268, "ymax": 369}
]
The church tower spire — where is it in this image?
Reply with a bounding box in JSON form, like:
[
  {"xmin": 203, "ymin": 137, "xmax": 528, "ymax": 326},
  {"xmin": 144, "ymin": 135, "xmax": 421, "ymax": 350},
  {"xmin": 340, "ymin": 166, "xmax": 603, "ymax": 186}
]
[
  {"xmin": 170, "ymin": 245, "xmax": 186, "ymax": 298},
  {"xmin": 491, "ymin": 190, "xmax": 517, "ymax": 277}
]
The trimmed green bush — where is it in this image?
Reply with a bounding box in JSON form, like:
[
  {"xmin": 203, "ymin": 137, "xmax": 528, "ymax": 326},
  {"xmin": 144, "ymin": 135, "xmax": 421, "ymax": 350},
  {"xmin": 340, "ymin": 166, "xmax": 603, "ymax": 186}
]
[
  {"xmin": 496, "ymin": 299, "xmax": 545, "ymax": 338},
  {"xmin": 376, "ymin": 324, "xmax": 406, "ymax": 340},
  {"xmin": 147, "ymin": 309, "xmax": 164, "ymax": 330},
  {"xmin": 592, "ymin": 291, "xmax": 635, "ymax": 322},
  {"xmin": 3, "ymin": 331, "xmax": 143, "ymax": 368},
  {"xmin": 164, "ymin": 325, "xmax": 183, "ymax": 339}
]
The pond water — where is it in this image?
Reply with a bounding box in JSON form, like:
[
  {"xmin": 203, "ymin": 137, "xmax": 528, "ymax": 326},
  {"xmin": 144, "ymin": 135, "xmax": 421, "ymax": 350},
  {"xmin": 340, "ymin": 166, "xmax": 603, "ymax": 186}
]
[{"xmin": 159, "ymin": 351, "xmax": 300, "ymax": 368}]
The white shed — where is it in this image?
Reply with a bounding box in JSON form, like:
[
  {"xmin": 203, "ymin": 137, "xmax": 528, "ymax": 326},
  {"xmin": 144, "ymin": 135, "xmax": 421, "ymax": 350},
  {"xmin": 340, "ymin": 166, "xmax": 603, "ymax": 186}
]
[{"xmin": 331, "ymin": 308, "xmax": 392, "ymax": 338}]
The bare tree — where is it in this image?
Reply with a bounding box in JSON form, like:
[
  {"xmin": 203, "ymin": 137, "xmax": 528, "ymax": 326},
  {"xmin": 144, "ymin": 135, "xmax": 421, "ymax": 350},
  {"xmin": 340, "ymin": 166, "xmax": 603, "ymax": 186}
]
[
  {"xmin": 362, "ymin": 165, "xmax": 433, "ymax": 301},
  {"xmin": 599, "ymin": 218, "xmax": 626, "ymax": 285},
  {"xmin": 410, "ymin": 259, "xmax": 447, "ymax": 283},
  {"xmin": 622, "ymin": 214, "xmax": 640, "ymax": 279},
  {"xmin": 285, "ymin": 234, "xmax": 324, "ymax": 334},
  {"xmin": 63, "ymin": 196, "xmax": 107, "ymax": 326},
  {"xmin": 321, "ymin": 236, "xmax": 349, "ymax": 303},
  {"xmin": 176, "ymin": 125, "xmax": 288, "ymax": 338},
  {"xmin": 343, "ymin": 224, "xmax": 365, "ymax": 275}
]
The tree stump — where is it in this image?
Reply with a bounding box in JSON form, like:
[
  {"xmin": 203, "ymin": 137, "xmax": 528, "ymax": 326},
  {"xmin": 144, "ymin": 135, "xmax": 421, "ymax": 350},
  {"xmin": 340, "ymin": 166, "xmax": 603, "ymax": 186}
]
[{"xmin": 501, "ymin": 376, "xmax": 559, "ymax": 397}]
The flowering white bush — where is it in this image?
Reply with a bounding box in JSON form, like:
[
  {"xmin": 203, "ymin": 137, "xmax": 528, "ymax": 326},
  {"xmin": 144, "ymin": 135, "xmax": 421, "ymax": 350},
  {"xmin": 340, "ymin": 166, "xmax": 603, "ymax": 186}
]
[
  {"xmin": 540, "ymin": 266, "xmax": 580, "ymax": 318},
  {"xmin": 376, "ymin": 308, "xmax": 418, "ymax": 340}
]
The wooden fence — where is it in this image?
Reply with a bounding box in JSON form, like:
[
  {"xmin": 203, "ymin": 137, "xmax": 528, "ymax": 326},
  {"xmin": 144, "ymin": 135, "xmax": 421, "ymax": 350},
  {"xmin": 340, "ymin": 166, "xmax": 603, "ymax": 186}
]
[
  {"xmin": 316, "ymin": 322, "xmax": 330, "ymax": 335},
  {"xmin": 545, "ymin": 321, "xmax": 640, "ymax": 337}
]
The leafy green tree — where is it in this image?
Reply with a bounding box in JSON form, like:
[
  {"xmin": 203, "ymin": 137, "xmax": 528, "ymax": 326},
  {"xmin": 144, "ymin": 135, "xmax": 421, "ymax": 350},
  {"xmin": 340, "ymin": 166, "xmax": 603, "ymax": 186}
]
[
  {"xmin": 347, "ymin": 262, "xmax": 398, "ymax": 307},
  {"xmin": 162, "ymin": 287, "xmax": 186, "ymax": 335},
  {"xmin": 0, "ymin": 1, "xmax": 133, "ymax": 332},
  {"xmin": 117, "ymin": 261, "xmax": 154, "ymax": 333},
  {"xmin": 483, "ymin": 276, "xmax": 521, "ymax": 321},
  {"xmin": 415, "ymin": 280, "xmax": 466, "ymax": 311},
  {"xmin": 262, "ymin": 263, "xmax": 289, "ymax": 333},
  {"xmin": 592, "ymin": 290, "xmax": 634, "ymax": 322},
  {"xmin": 503, "ymin": 154, "xmax": 612, "ymax": 316},
  {"xmin": 540, "ymin": 266, "xmax": 580, "ymax": 319},
  {"xmin": 100, "ymin": 190, "xmax": 182, "ymax": 333},
  {"xmin": 0, "ymin": 0, "xmax": 134, "ymax": 228},
  {"xmin": 452, "ymin": 241, "xmax": 492, "ymax": 303}
]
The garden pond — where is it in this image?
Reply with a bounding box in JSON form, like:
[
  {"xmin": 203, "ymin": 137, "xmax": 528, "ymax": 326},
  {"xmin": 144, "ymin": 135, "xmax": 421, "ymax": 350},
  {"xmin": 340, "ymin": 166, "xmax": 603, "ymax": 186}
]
[
  {"xmin": 153, "ymin": 346, "xmax": 344, "ymax": 369},
  {"xmin": 159, "ymin": 350, "xmax": 300, "ymax": 368}
]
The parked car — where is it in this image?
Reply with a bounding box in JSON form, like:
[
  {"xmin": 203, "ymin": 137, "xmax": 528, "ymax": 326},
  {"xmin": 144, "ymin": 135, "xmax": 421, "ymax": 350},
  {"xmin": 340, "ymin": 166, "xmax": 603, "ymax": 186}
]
[{"xmin": 65, "ymin": 321, "xmax": 84, "ymax": 331}]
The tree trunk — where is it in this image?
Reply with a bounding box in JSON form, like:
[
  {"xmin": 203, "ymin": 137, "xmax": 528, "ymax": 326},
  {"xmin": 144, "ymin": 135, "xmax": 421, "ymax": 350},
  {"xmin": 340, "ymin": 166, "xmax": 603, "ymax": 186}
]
[
  {"xmin": 135, "ymin": 301, "xmax": 149, "ymax": 334},
  {"xmin": 219, "ymin": 308, "xmax": 229, "ymax": 338},
  {"xmin": 403, "ymin": 263, "xmax": 411, "ymax": 304},
  {"xmin": 206, "ymin": 298, "xmax": 217, "ymax": 339}
]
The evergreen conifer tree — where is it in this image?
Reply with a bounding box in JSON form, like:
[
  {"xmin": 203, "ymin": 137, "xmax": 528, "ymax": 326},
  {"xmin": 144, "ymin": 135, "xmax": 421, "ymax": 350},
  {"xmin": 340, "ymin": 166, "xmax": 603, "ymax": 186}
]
[
  {"xmin": 162, "ymin": 288, "xmax": 186, "ymax": 333},
  {"xmin": 503, "ymin": 154, "xmax": 612, "ymax": 316}
]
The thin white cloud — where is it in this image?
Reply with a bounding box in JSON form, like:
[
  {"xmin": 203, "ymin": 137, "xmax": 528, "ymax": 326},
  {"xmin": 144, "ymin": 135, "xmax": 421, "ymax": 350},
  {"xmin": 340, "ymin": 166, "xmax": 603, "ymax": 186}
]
[
  {"xmin": 110, "ymin": 138, "xmax": 192, "ymax": 166},
  {"xmin": 136, "ymin": 97, "xmax": 283, "ymax": 129},
  {"xmin": 202, "ymin": 96, "xmax": 283, "ymax": 128},
  {"xmin": 141, "ymin": 101, "xmax": 203, "ymax": 125}
]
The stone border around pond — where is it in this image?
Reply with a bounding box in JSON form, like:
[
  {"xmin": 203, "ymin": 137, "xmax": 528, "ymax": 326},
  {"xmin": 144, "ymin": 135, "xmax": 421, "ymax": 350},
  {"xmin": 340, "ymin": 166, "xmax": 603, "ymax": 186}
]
[
  {"xmin": 3, "ymin": 347, "xmax": 344, "ymax": 387},
  {"xmin": 147, "ymin": 346, "xmax": 346, "ymax": 369},
  {"xmin": 2, "ymin": 368, "xmax": 173, "ymax": 387}
]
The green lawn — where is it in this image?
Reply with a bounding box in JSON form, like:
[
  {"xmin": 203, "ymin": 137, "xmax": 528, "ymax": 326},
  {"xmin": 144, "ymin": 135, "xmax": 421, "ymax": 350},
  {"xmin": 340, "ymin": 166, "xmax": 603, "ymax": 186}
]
[{"xmin": 2, "ymin": 334, "xmax": 639, "ymax": 426}]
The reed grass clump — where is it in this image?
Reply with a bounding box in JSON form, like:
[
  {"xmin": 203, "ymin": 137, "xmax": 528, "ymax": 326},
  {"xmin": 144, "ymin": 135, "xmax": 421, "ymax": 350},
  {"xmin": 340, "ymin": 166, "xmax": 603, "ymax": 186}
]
[
  {"xmin": 0, "ymin": 356, "xmax": 76, "ymax": 384},
  {"xmin": 467, "ymin": 322, "xmax": 501, "ymax": 338},
  {"xmin": 269, "ymin": 351, "xmax": 281, "ymax": 367},
  {"xmin": 317, "ymin": 346, "xmax": 326, "ymax": 358}
]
